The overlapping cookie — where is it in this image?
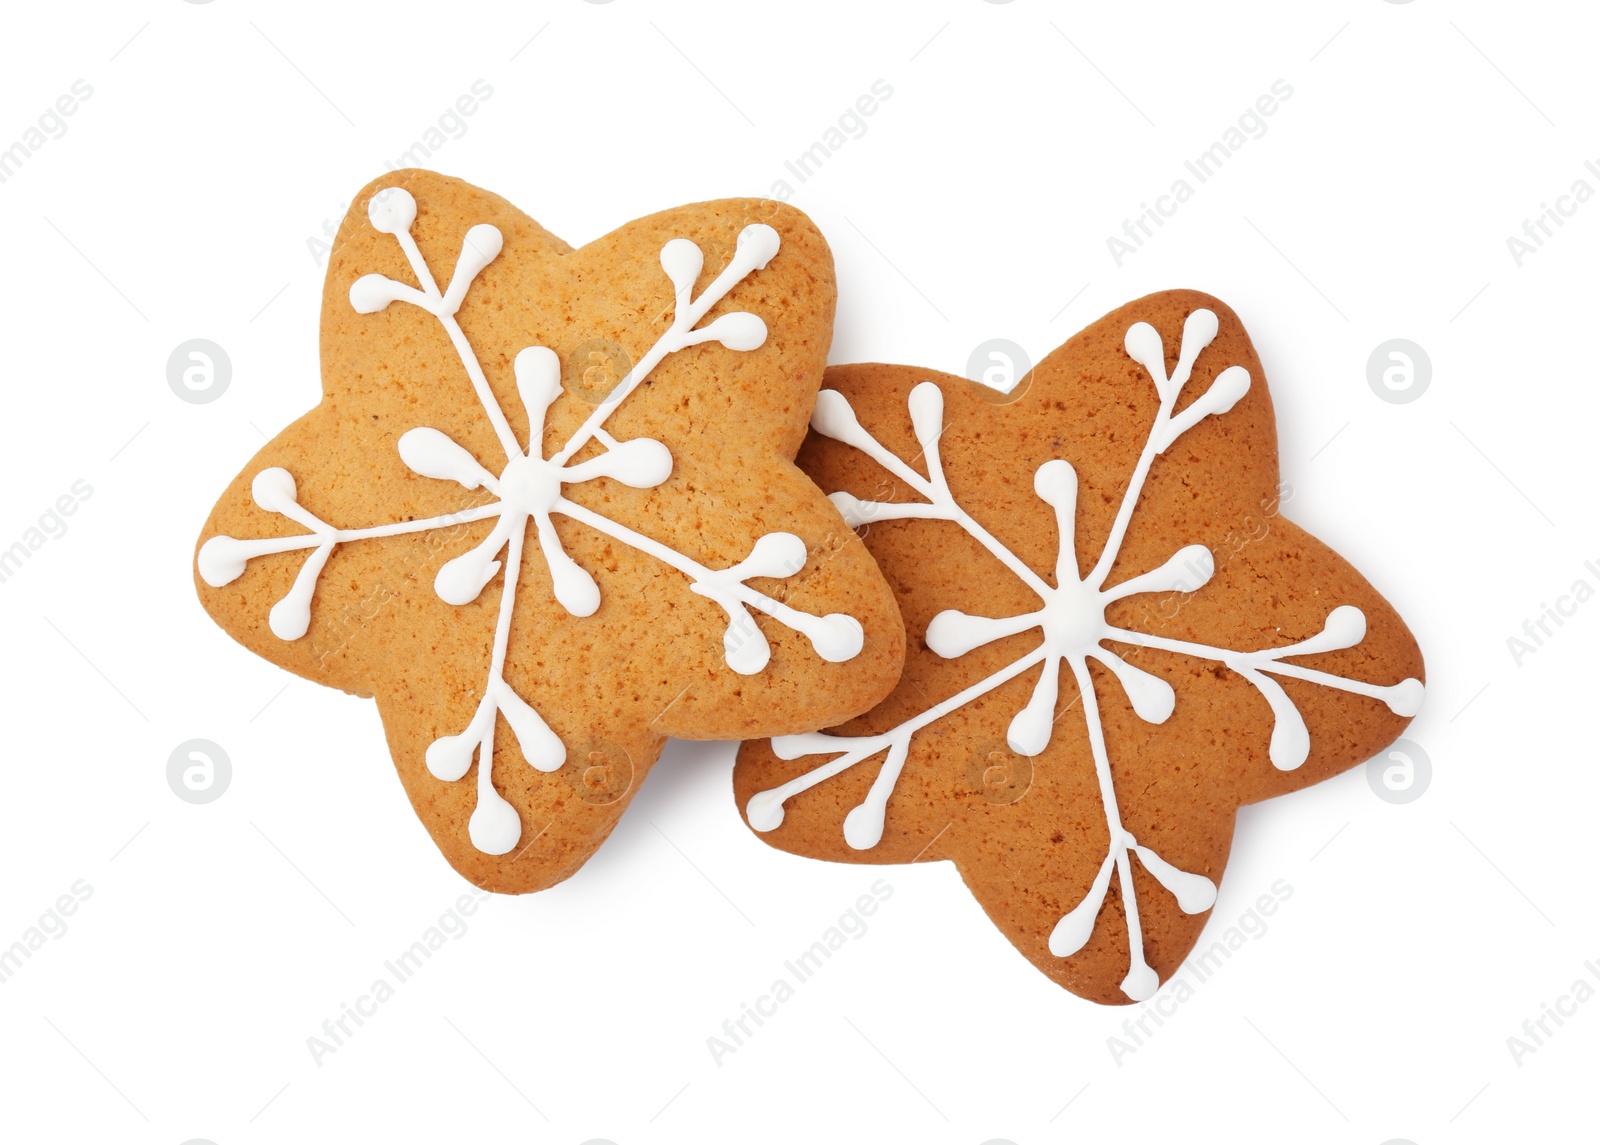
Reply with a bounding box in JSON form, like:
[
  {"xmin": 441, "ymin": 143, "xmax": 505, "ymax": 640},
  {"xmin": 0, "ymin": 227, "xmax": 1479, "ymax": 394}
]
[
  {"xmin": 194, "ymin": 171, "xmax": 904, "ymax": 892},
  {"xmin": 734, "ymin": 290, "xmax": 1425, "ymax": 1004}
]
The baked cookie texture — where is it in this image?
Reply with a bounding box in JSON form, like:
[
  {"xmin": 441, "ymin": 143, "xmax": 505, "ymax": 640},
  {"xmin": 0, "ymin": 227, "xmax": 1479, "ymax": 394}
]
[
  {"xmin": 195, "ymin": 170, "xmax": 904, "ymax": 893},
  {"xmin": 734, "ymin": 290, "xmax": 1425, "ymax": 1005}
]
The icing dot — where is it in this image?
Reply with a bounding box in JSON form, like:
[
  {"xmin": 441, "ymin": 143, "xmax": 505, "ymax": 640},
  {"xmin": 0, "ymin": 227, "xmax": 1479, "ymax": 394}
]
[
  {"xmin": 349, "ymin": 273, "xmax": 404, "ymax": 314},
  {"xmin": 724, "ymin": 614, "xmax": 772, "ymax": 676},
  {"xmin": 1123, "ymin": 321, "xmax": 1165, "ymax": 379},
  {"xmin": 425, "ymin": 730, "xmax": 479, "ymax": 782},
  {"xmin": 842, "ymin": 802, "xmax": 885, "ymax": 850},
  {"xmin": 601, "ymin": 437, "xmax": 674, "ymax": 489},
  {"xmin": 659, "ymin": 237, "xmax": 703, "ymax": 293},
  {"xmin": 1038, "ymin": 581, "xmax": 1105, "ymax": 651},
  {"xmin": 435, "ymin": 545, "xmax": 503, "ymax": 606},
  {"xmin": 1267, "ymin": 703, "xmax": 1311, "ymax": 770},
  {"xmin": 1135, "ymin": 845, "xmax": 1218, "ymax": 914},
  {"xmin": 1033, "ymin": 458, "xmax": 1078, "ymax": 508},
  {"xmin": 924, "ymin": 610, "xmax": 996, "ymax": 659},
  {"xmin": 907, "ymin": 382, "xmax": 944, "ymax": 445},
  {"xmin": 499, "ymin": 455, "xmax": 564, "ymax": 515},
  {"xmin": 1048, "ymin": 915, "xmax": 1094, "ymax": 958},
  {"xmin": 398, "ymin": 427, "xmax": 489, "ymax": 489},
  {"xmin": 1181, "ymin": 307, "xmax": 1219, "ymax": 350},
  {"xmin": 1201, "ymin": 365, "xmax": 1251, "ymax": 415},
  {"xmin": 737, "ymin": 223, "xmax": 781, "ymax": 270},
  {"xmin": 1169, "ymin": 870, "xmax": 1217, "ymax": 914},
  {"xmin": 1049, "ymin": 902, "xmax": 1099, "ymax": 958},
  {"xmin": 701, "ymin": 311, "xmax": 767, "ymax": 352},
  {"xmin": 737, "ymin": 532, "xmax": 808, "ymax": 580},
  {"xmin": 367, "ymin": 187, "xmax": 417, "ymax": 235},
  {"xmin": 1168, "ymin": 544, "xmax": 1215, "ymax": 593},
  {"xmin": 545, "ymin": 546, "xmax": 601, "ymax": 618},
  {"xmin": 1321, "ymin": 604, "xmax": 1367, "ymax": 649},
  {"xmin": 268, "ymin": 594, "xmax": 313, "ymax": 642},
  {"xmin": 1121, "ymin": 960, "xmax": 1160, "ymax": 1003},
  {"xmin": 440, "ymin": 226, "xmax": 504, "ymax": 314},
  {"xmin": 811, "ymin": 390, "xmax": 871, "ymax": 446},
  {"xmin": 1007, "ymin": 701, "xmax": 1053, "ymax": 757},
  {"xmin": 460, "ymin": 223, "xmax": 503, "ymax": 268},
  {"xmin": 746, "ymin": 790, "xmax": 786, "ymax": 832},
  {"xmin": 469, "ymin": 788, "xmax": 522, "ymax": 855},
  {"xmin": 1386, "ymin": 678, "xmax": 1425, "ymax": 717},
  {"xmin": 495, "ymin": 684, "xmax": 566, "ymax": 772},
  {"xmin": 514, "ymin": 346, "xmax": 562, "ymax": 408},
  {"xmin": 1097, "ymin": 652, "xmax": 1176, "ymax": 724},
  {"xmin": 828, "ymin": 491, "xmax": 868, "ymax": 528},
  {"xmin": 251, "ymin": 467, "xmax": 298, "ymax": 515},
  {"xmin": 808, "ymin": 614, "xmax": 864, "ymax": 663},
  {"xmin": 197, "ymin": 536, "xmax": 248, "ymax": 586}
]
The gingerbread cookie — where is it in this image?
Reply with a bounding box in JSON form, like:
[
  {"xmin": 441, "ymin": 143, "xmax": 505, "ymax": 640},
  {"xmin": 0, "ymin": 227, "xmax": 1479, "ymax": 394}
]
[
  {"xmin": 734, "ymin": 290, "xmax": 1424, "ymax": 1004},
  {"xmin": 195, "ymin": 170, "xmax": 904, "ymax": 892}
]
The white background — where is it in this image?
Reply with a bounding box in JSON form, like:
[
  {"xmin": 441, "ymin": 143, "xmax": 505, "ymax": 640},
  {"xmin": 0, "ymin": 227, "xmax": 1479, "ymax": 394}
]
[{"xmin": 0, "ymin": 1, "xmax": 1594, "ymax": 1142}]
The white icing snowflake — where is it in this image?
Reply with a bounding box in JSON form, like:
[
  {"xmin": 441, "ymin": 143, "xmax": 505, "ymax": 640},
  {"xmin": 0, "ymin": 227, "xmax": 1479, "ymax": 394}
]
[
  {"xmin": 744, "ymin": 307, "xmax": 1425, "ymax": 1002},
  {"xmin": 198, "ymin": 187, "xmax": 864, "ymax": 857}
]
